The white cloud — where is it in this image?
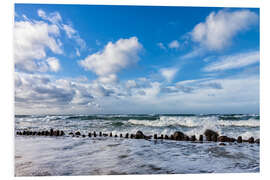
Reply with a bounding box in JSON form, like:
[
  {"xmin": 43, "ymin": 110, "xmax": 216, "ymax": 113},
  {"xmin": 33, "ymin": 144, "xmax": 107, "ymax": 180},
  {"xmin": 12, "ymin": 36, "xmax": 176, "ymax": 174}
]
[
  {"xmin": 142, "ymin": 82, "xmax": 161, "ymax": 98},
  {"xmin": 14, "ymin": 72, "xmax": 101, "ymax": 114},
  {"xmin": 124, "ymin": 79, "xmax": 161, "ymax": 100},
  {"xmin": 79, "ymin": 37, "xmax": 142, "ymax": 83},
  {"xmin": 38, "ymin": 9, "xmax": 86, "ymax": 51},
  {"xmin": 14, "ymin": 9, "xmax": 259, "ymax": 115},
  {"xmin": 203, "ymin": 51, "xmax": 259, "ymax": 72},
  {"xmin": 176, "ymin": 78, "xmax": 212, "ymax": 86},
  {"xmin": 203, "ymin": 56, "xmax": 216, "ymax": 62},
  {"xmin": 162, "ymin": 75, "xmax": 259, "ymax": 114},
  {"xmin": 160, "ymin": 68, "xmax": 178, "ymax": 82},
  {"xmin": 191, "ymin": 10, "xmax": 258, "ymax": 50},
  {"xmin": 157, "ymin": 42, "xmax": 166, "ymax": 50},
  {"xmin": 168, "ymin": 40, "xmax": 180, "ymax": 49},
  {"xmin": 14, "ymin": 20, "xmax": 62, "ymax": 72},
  {"xmin": 15, "ymin": 69, "xmax": 259, "ymax": 114},
  {"xmin": 46, "ymin": 57, "xmax": 60, "ymax": 72},
  {"xmin": 108, "ymin": 73, "xmax": 258, "ymax": 114},
  {"xmin": 98, "ymin": 74, "xmax": 118, "ymax": 84},
  {"xmin": 181, "ymin": 47, "xmax": 205, "ymax": 59},
  {"xmin": 75, "ymin": 38, "xmax": 87, "ymax": 50},
  {"xmin": 37, "ymin": 9, "xmax": 62, "ymax": 24},
  {"xmin": 62, "ymin": 24, "xmax": 86, "ymax": 50},
  {"xmin": 126, "ymin": 80, "xmax": 137, "ymax": 88},
  {"xmin": 14, "ymin": 9, "xmax": 89, "ymax": 73},
  {"xmin": 37, "ymin": 9, "xmax": 46, "ymax": 18},
  {"xmin": 62, "ymin": 24, "xmax": 76, "ymax": 38}
]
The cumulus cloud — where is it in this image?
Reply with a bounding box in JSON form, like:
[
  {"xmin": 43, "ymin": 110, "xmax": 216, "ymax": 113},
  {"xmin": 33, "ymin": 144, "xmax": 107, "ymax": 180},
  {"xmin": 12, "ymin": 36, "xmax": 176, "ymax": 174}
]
[
  {"xmin": 79, "ymin": 37, "xmax": 142, "ymax": 83},
  {"xmin": 203, "ymin": 51, "xmax": 259, "ymax": 72},
  {"xmin": 168, "ymin": 40, "xmax": 180, "ymax": 49},
  {"xmin": 14, "ymin": 20, "xmax": 62, "ymax": 72},
  {"xmin": 160, "ymin": 68, "xmax": 178, "ymax": 82},
  {"xmin": 14, "ymin": 9, "xmax": 88, "ymax": 73},
  {"xmin": 191, "ymin": 9, "xmax": 258, "ymax": 50}
]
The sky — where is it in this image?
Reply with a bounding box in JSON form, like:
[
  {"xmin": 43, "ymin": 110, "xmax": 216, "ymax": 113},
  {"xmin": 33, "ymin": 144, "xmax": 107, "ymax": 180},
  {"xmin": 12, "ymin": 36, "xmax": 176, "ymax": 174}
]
[{"xmin": 14, "ymin": 4, "xmax": 260, "ymax": 115}]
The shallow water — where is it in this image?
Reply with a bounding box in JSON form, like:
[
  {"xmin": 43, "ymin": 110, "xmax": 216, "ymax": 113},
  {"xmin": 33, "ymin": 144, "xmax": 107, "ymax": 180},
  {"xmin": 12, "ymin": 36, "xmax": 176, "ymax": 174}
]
[
  {"xmin": 15, "ymin": 135, "xmax": 259, "ymax": 176},
  {"xmin": 15, "ymin": 114, "xmax": 260, "ymax": 176}
]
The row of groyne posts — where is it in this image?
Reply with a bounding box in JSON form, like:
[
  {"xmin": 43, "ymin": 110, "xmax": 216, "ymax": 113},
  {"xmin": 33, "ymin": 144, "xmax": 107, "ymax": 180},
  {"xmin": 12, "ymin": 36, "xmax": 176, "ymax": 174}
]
[{"xmin": 16, "ymin": 129, "xmax": 260, "ymax": 145}]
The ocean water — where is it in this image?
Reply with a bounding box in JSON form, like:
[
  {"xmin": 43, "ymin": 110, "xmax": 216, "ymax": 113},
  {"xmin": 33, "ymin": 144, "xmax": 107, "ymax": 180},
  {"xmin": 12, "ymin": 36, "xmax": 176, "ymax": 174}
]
[{"xmin": 15, "ymin": 114, "xmax": 260, "ymax": 176}]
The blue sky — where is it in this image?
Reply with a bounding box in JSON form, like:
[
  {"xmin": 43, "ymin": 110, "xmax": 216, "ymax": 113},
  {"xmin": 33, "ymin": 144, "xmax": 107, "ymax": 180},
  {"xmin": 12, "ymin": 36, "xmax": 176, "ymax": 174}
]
[{"xmin": 14, "ymin": 4, "xmax": 259, "ymax": 114}]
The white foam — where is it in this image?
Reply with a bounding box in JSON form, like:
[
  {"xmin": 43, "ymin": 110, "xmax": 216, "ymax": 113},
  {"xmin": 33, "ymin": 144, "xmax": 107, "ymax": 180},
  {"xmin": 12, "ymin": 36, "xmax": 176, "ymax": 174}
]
[
  {"xmin": 128, "ymin": 116, "xmax": 259, "ymax": 128},
  {"xmin": 126, "ymin": 116, "xmax": 260, "ymax": 139},
  {"xmin": 218, "ymin": 119, "xmax": 260, "ymax": 127}
]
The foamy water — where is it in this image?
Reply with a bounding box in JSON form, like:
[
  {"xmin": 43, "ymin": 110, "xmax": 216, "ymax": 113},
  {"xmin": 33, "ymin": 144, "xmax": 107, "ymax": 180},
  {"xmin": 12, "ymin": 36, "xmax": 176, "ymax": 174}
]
[{"xmin": 15, "ymin": 114, "xmax": 260, "ymax": 176}]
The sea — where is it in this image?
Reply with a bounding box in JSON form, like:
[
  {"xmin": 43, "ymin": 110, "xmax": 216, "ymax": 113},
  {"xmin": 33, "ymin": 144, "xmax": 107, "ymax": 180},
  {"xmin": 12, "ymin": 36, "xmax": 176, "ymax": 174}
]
[{"xmin": 15, "ymin": 114, "xmax": 260, "ymax": 176}]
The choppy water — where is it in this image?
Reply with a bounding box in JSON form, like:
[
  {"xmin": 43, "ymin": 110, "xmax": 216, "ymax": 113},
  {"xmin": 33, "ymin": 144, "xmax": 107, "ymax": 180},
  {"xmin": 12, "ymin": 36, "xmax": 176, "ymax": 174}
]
[{"xmin": 15, "ymin": 114, "xmax": 260, "ymax": 176}]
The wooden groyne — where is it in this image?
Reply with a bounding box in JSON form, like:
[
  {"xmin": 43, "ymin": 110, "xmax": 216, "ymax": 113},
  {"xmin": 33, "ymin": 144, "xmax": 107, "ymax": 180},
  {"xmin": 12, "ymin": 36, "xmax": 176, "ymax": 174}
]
[{"xmin": 16, "ymin": 129, "xmax": 260, "ymax": 145}]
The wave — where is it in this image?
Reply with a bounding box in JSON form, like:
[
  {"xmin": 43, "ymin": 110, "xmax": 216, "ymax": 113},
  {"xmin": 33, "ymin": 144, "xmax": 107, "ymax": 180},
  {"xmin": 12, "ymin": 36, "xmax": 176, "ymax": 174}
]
[
  {"xmin": 128, "ymin": 116, "xmax": 215, "ymax": 128},
  {"xmin": 111, "ymin": 122, "xmax": 125, "ymax": 127},
  {"xmin": 65, "ymin": 115, "xmax": 159, "ymax": 121},
  {"xmin": 218, "ymin": 114, "xmax": 260, "ymax": 120},
  {"xmin": 218, "ymin": 119, "xmax": 259, "ymax": 127},
  {"xmin": 16, "ymin": 114, "xmax": 259, "ymax": 128},
  {"xmin": 128, "ymin": 116, "xmax": 259, "ymax": 128}
]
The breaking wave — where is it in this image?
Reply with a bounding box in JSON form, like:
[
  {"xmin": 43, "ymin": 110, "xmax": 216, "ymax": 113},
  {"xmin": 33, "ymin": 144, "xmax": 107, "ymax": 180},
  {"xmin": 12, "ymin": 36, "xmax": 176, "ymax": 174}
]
[
  {"xmin": 128, "ymin": 116, "xmax": 259, "ymax": 128},
  {"xmin": 15, "ymin": 114, "xmax": 260, "ymax": 139}
]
